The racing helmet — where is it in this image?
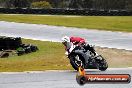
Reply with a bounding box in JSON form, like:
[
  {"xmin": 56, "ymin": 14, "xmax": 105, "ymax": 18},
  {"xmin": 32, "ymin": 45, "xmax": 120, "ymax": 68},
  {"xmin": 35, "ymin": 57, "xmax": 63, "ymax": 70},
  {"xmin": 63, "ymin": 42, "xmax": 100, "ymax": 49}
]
[{"xmin": 61, "ymin": 36, "xmax": 70, "ymax": 43}]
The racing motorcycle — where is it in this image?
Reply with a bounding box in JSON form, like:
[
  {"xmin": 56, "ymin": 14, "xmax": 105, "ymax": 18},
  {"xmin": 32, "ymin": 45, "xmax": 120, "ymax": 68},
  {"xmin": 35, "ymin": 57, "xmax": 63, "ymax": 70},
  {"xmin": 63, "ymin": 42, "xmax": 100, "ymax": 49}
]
[{"xmin": 68, "ymin": 44, "xmax": 108, "ymax": 71}]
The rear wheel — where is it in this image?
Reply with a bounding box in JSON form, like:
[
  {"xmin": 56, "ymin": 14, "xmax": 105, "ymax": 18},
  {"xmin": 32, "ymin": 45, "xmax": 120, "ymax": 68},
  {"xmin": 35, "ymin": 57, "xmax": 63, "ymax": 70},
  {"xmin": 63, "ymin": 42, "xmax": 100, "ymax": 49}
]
[{"xmin": 69, "ymin": 54, "xmax": 85, "ymax": 71}]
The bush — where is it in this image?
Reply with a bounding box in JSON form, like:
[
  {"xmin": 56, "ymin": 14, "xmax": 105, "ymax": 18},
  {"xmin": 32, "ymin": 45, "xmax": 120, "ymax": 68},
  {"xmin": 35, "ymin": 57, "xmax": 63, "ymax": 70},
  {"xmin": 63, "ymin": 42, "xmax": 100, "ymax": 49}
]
[{"xmin": 31, "ymin": 1, "xmax": 52, "ymax": 9}]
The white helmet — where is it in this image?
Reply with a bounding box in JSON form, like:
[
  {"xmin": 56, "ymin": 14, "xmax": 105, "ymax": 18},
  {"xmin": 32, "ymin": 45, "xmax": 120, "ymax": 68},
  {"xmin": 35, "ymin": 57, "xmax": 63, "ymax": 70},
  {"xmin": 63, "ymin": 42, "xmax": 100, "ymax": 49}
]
[{"xmin": 61, "ymin": 36, "xmax": 70, "ymax": 43}]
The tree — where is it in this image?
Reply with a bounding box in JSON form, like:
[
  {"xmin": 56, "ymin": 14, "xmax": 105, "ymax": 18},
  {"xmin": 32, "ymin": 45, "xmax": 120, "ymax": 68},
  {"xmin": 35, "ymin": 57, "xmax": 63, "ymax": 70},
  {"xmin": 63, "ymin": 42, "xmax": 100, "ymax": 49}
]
[
  {"xmin": 0, "ymin": 0, "xmax": 12, "ymax": 8},
  {"xmin": 69, "ymin": 0, "xmax": 84, "ymax": 9},
  {"xmin": 0, "ymin": 0, "xmax": 131, "ymax": 10},
  {"xmin": 31, "ymin": 1, "xmax": 52, "ymax": 9},
  {"xmin": 31, "ymin": 0, "xmax": 61, "ymax": 8},
  {"xmin": 92, "ymin": 0, "xmax": 126, "ymax": 10},
  {"xmin": 0, "ymin": 0, "xmax": 30, "ymax": 8},
  {"xmin": 13, "ymin": 0, "xmax": 30, "ymax": 8},
  {"xmin": 125, "ymin": 0, "xmax": 132, "ymax": 11},
  {"xmin": 83, "ymin": 0, "xmax": 93, "ymax": 9}
]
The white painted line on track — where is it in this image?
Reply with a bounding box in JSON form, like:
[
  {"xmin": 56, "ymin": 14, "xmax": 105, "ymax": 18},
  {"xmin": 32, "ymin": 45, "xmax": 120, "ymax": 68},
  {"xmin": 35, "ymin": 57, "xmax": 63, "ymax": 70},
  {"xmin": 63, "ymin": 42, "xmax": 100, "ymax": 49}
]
[
  {"xmin": 3, "ymin": 14, "xmax": 82, "ymax": 17},
  {"xmin": 0, "ymin": 67, "xmax": 132, "ymax": 74}
]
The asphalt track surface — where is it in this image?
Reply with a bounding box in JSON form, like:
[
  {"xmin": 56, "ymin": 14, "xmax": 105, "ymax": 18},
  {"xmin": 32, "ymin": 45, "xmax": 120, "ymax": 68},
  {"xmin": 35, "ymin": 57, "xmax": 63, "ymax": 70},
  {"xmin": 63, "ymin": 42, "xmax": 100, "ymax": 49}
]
[
  {"xmin": 0, "ymin": 68, "xmax": 132, "ymax": 88},
  {"xmin": 0, "ymin": 21, "xmax": 132, "ymax": 88},
  {"xmin": 0, "ymin": 21, "xmax": 132, "ymax": 50}
]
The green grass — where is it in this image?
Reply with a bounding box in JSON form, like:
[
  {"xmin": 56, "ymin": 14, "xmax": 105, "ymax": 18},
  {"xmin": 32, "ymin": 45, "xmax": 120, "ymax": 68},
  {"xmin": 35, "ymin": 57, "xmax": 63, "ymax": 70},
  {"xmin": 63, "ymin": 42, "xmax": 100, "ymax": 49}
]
[
  {"xmin": 0, "ymin": 39, "xmax": 72, "ymax": 72},
  {"xmin": 0, "ymin": 14, "xmax": 132, "ymax": 32},
  {"xmin": 0, "ymin": 39, "xmax": 132, "ymax": 72}
]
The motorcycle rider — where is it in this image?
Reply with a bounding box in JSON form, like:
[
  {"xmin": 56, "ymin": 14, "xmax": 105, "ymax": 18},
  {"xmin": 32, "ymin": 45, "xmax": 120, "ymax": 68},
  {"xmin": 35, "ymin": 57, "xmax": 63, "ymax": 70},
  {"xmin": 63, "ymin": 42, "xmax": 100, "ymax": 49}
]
[
  {"xmin": 61, "ymin": 36, "xmax": 96, "ymax": 55},
  {"xmin": 61, "ymin": 36, "xmax": 108, "ymax": 71}
]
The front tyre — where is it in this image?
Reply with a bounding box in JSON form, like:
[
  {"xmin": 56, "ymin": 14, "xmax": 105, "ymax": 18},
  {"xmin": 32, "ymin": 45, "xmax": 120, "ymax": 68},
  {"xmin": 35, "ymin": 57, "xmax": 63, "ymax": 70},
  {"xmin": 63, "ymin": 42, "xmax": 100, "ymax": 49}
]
[
  {"xmin": 69, "ymin": 54, "xmax": 85, "ymax": 71},
  {"xmin": 95, "ymin": 55, "xmax": 108, "ymax": 71}
]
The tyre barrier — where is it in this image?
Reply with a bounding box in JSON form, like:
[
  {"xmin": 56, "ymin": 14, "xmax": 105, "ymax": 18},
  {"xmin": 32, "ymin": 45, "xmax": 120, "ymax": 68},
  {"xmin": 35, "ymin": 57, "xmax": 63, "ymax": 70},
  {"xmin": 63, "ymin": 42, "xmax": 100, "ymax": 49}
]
[
  {"xmin": 0, "ymin": 36, "xmax": 39, "ymax": 57},
  {"xmin": 0, "ymin": 51, "xmax": 9, "ymax": 58},
  {"xmin": 0, "ymin": 8, "xmax": 132, "ymax": 16},
  {"xmin": 17, "ymin": 44, "xmax": 39, "ymax": 56},
  {"xmin": 0, "ymin": 36, "xmax": 22, "ymax": 50}
]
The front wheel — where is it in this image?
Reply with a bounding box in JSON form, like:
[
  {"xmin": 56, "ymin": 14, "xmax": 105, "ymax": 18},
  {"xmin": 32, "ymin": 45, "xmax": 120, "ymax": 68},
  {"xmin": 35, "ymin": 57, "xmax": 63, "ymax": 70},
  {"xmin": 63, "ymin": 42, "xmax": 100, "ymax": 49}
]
[
  {"xmin": 69, "ymin": 54, "xmax": 85, "ymax": 71},
  {"xmin": 95, "ymin": 55, "xmax": 108, "ymax": 71}
]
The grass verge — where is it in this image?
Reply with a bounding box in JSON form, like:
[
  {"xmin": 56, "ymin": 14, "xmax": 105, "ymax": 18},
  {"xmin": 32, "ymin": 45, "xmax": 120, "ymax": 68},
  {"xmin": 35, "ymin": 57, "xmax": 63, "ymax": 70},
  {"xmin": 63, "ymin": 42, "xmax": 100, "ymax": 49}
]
[
  {"xmin": 0, "ymin": 39, "xmax": 132, "ymax": 72},
  {"xmin": 0, "ymin": 14, "xmax": 132, "ymax": 32}
]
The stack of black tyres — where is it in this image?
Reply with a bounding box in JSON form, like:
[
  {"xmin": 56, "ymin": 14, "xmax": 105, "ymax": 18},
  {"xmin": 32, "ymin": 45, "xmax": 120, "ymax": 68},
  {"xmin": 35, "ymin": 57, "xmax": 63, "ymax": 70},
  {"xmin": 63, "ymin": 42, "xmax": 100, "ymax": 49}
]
[
  {"xmin": 0, "ymin": 36, "xmax": 39, "ymax": 57},
  {"xmin": 0, "ymin": 36, "xmax": 22, "ymax": 50},
  {"xmin": 17, "ymin": 44, "xmax": 38, "ymax": 56}
]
